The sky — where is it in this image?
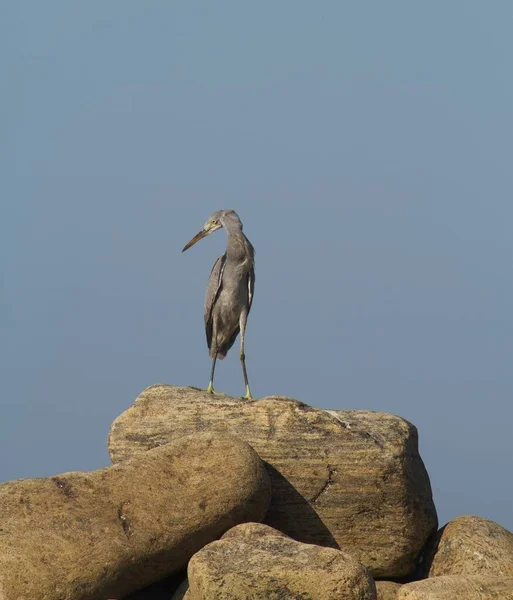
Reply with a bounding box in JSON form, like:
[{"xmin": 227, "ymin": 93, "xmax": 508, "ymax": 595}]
[{"xmin": 2, "ymin": 2, "xmax": 512, "ymax": 532}]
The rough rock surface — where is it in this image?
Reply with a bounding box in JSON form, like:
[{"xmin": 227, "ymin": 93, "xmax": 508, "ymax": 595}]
[
  {"xmin": 377, "ymin": 580, "xmax": 402, "ymax": 599},
  {"xmin": 186, "ymin": 522, "xmax": 376, "ymax": 600},
  {"xmin": 108, "ymin": 385, "xmax": 437, "ymax": 577},
  {"xmin": 0, "ymin": 433, "xmax": 270, "ymax": 600},
  {"xmin": 396, "ymin": 575, "xmax": 513, "ymax": 599},
  {"xmin": 221, "ymin": 520, "xmax": 291, "ymax": 541},
  {"xmin": 424, "ymin": 515, "xmax": 513, "ymax": 577}
]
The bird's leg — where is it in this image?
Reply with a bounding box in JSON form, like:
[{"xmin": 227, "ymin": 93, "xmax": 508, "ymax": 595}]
[
  {"xmin": 207, "ymin": 354, "xmax": 217, "ymax": 394},
  {"xmin": 239, "ymin": 311, "xmax": 252, "ymax": 399}
]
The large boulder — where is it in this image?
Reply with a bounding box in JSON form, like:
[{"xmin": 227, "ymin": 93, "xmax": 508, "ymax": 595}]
[
  {"xmin": 109, "ymin": 385, "xmax": 437, "ymax": 577},
  {"xmin": 186, "ymin": 522, "xmax": 376, "ymax": 600},
  {"xmin": 0, "ymin": 433, "xmax": 270, "ymax": 600},
  {"xmin": 396, "ymin": 575, "xmax": 513, "ymax": 599},
  {"xmin": 424, "ymin": 515, "xmax": 513, "ymax": 577}
]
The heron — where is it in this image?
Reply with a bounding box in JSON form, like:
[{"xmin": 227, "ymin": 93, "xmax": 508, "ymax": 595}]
[{"xmin": 182, "ymin": 210, "xmax": 255, "ymax": 399}]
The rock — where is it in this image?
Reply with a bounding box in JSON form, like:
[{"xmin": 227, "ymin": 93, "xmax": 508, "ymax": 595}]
[
  {"xmin": 221, "ymin": 520, "xmax": 291, "ymax": 541},
  {"xmin": 186, "ymin": 522, "xmax": 377, "ymax": 600},
  {"xmin": 423, "ymin": 515, "xmax": 513, "ymax": 577},
  {"xmin": 108, "ymin": 385, "xmax": 437, "ymax": 577},
  {"xmin": 376, "ymin": 581, "xmax": 402, "ymax": 599},
  {"xmin": 0, "ymin": 433, "xmax": 270, "ymax": 600},
  {"xmin": 396, "ymin": 575, "xmax": 513, "ymax": 599}
]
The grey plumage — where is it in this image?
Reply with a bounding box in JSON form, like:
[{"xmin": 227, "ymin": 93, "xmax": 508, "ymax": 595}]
[{"xmin": 182, "ymin": 210, "xmax": 255, "ymax": 398}]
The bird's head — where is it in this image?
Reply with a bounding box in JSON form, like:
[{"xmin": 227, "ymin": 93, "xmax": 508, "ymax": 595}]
[{"xmin": 182, "ymin": 210, "xmax": 241, "ymax": 252}]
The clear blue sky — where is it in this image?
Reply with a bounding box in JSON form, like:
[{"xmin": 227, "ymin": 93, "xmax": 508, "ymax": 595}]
[{"xmin": 2, "ymin": 2, "xmax": 512, "ymax": 532}]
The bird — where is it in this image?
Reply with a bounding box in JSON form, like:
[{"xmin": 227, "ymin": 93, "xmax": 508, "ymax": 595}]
[{"xmin": 182, "ymin": 210, "xmax": 255, "ymax": 399}]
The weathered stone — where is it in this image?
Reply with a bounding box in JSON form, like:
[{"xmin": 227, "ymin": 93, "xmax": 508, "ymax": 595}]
[
  {"xmin": 377, "ymin": 580, "xmax": 402, "ymax": 599},
  {"xmin": 0, "ymin": 433, "xmax": 270, "ymax": 600},
  {"xmin": 397, "ymin": 575, "xmax": 513, "ymax": 599},
  {"xmin": 186, "ymin": 522, "xmax": 376, "ymax": 600},
  {"xmin": 222, "ymin": 520, "xmax": 291, "ymax": 541},
  {"xmin": 108, "ymin": 385, "xmax": 437, "ymax": 577},
  {"xmin": 424, "ymin": 515, "xmax": 513, "ymax": 577}
]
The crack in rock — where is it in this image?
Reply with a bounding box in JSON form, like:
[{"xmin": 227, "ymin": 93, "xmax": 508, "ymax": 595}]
[
  {"xmin": 310, "ymin": 464, "xmax": 336, "ymax": 504},
  {"xmin": 325, "ymin": 411, "xmax": 384, "ymax": 448},
  {"xmin": 325, "ymin": 410, "xmax": 352, "ymax": 429},
  {"xmin": 118, "ymin": 501, "xmax": 133, "ymax": 539},
  {"xmin": 266, "ymin": 408, "xmax": 277, "ymax": 440}
]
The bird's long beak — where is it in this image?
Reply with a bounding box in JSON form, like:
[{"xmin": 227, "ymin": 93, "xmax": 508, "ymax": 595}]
[{"xmin": 182, "ymin": 229, "xmax": 210, "ymax": 252}]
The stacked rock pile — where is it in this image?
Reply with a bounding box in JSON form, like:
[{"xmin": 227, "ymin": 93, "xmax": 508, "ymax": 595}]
[{"xmin": 0, "ymin": 384, "xmax": 511, "ymax": 599}]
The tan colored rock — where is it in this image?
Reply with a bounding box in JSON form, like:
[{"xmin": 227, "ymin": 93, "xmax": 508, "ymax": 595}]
[
  {"xmin": 186, "ymin": 522, "xmax": 376, "ymax": 600},
  {"xmin": 397, "ymin": 575, "xmax": 513, "ymax": 599},
  {"xmin": 222, "ymin": 520, "xmax": 291, "ymax": 541},
  {"xmin": 0, "ymin": 433, "xmax": 270, "ymax": 600},
  {"xmin": 377, "ymin": 580, "xmax": 402, "ymax": 599},
  {"xmin": 108, "ymin": 385, "xmax": 437, "ymax": 577},
  {"xmin": 424, "ymin": 515, "xmax": 513, "ymax": 578}
]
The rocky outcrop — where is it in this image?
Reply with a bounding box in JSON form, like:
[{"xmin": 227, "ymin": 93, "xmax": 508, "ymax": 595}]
[
  {"xmin": 0, "ymin": 433, "xmax": 270, "ymax": 600},
  {"xmin": 108, "ymin": 385, "xmax": 437, "ymax": 577},
  {"xmin": 186, "ymin": 522, "xmax": 376, "ymax": 600},
  {"xmin": 4, "ymin": 379, "xmax": 512, "ymax": 598},
  {"xmin": 376, "ymin": 581, "xmax": 402, "ymax": 599},
  {"xmin": 423, "ymin": 515, "xmax": 513, "ymax": 577},
  {"xmin": 396, "ymin": 575, "xmax": 513, "ymax": 599}
]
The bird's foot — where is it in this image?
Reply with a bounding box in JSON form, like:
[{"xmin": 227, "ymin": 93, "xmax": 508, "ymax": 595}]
[
  {"xmin": 241, "ymin": 385, "xmax": 253, "ymax": 400},
  {"xmin": 188, "ymin": 384, "xmax": 223, "ymax": 395},
  {"xmin": 206, "ymin": 382, "xmax": 224, "ymax": 395}
]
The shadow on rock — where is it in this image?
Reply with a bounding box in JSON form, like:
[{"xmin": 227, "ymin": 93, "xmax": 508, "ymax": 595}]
[
  {"xmin": 263, "ymin": 463, "xmax": 340, "ymax": 549},
  {"xmin": 123, "ymin": 571, "xmax": 185, "ymax": 600}
]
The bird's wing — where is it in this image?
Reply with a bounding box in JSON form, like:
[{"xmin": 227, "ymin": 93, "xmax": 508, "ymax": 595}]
[
  {"xmin": 204, "ymin": 253, "xmax": 226, "ymax": 350},
  {"xmin": 247, "ymin": 264, "xmax": 255, "ymax": 313}
]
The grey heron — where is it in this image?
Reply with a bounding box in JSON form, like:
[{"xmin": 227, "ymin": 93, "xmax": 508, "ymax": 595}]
[{"xmin": 182, "ymin": 210, "xmax": 255, "ymax": 399}]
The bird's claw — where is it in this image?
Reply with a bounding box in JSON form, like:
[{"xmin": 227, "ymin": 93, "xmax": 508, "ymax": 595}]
[
  {"xmin": 206, "ymin": 383, "xmax": 224, "ymax": 395},
  {"xmin": 241, "ymin": 385, "xmax": 253, "ymax": 400},
  {"xmin": 188, "ymin": 385, "xmax": 224, "ymax": 395}
]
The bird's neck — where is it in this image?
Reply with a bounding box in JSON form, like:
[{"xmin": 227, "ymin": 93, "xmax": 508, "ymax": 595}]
[{"xmin": 226, "ymin": 230, "xmax": 254, "ymax": 264}]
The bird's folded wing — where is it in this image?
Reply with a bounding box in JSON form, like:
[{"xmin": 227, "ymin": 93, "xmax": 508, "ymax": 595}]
[{"xmin": 204, "ymin": 253, "xmax": 227, "ymax": 348}]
